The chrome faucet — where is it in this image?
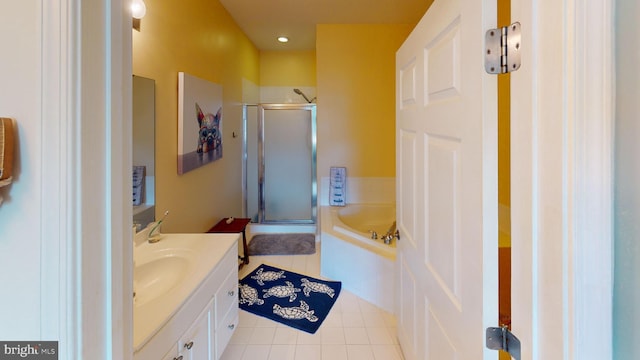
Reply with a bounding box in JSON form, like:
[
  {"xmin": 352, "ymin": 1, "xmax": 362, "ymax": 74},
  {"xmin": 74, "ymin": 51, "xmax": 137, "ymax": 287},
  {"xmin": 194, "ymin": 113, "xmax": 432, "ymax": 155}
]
[
  {"xmin": 382, "ymin": 234, "xmax": 392, "ymax": 244},
  {"xmin": 382, "ymin": 221, "xmax": 398, "ymax": 245},
  {"xmin": 147, "ymin": 210, "xmax": 169, "ymax": 243}
]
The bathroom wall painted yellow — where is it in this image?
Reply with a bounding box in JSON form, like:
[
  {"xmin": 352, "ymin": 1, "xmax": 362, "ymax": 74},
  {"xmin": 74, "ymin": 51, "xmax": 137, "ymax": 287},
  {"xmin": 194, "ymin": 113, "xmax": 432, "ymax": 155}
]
[
  {"xmin": 133, "ymin": 0, "xmax": 260, "ymax": 232},
  {"xmin": 316, "ymin": 24, "xmax": 413, "ymax": 179},
  {"xmin": 498, "ymin": 0, "xmax": 511, "ymax": 210},
  {"xmin": 260, "ymin": 50, "xmax": 317, "ymax": 86}
]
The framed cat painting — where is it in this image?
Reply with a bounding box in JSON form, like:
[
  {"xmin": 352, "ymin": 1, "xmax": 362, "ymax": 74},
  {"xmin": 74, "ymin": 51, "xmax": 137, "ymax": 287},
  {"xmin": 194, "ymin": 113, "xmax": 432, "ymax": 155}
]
[{"xmin": 178, "ymin": 72, "xmax": 223, "ymax": 175}]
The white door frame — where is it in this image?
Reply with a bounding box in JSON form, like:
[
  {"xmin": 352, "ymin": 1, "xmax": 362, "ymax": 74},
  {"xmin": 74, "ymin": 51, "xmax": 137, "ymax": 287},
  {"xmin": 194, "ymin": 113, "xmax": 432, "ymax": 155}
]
[
  {"xmin": 510, "ymin": 0, "xmax": 613, "ymax": 358},
  {"xmin": 41, "ymin": 0, "xmax": 132, "ymax": 358}
]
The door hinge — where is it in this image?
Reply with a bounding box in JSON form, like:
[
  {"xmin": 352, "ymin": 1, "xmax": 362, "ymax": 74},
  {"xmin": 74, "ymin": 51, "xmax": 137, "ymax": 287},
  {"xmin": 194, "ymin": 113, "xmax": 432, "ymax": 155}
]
[
  {"xmin": 486, "ymin": 326, "xmax": 521, "ymax": 360},
  {"xmin": 485, "ymin": 22, "xmax": 521, "ymax": 74}
]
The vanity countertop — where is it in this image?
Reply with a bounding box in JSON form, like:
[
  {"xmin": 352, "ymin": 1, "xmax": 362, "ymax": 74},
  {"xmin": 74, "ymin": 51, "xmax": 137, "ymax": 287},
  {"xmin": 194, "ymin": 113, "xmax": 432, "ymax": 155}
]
[{"xmin": 133, "ymin": 232, "xmax": 238, "ymax": 351}]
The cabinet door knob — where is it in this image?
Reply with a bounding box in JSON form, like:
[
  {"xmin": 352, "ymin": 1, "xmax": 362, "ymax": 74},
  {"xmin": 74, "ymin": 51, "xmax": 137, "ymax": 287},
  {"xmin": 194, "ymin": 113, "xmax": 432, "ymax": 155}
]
[
  {"xmin": 228, "ymin": 323, "xmax": 235, "ymax": 330},
  {"xmin": 184, "ymin": 341, "xmax": 194, "ymax": 350},
  {"xmin": 227, "ymin": 290, "xmax": 235, "ymax": 296}
]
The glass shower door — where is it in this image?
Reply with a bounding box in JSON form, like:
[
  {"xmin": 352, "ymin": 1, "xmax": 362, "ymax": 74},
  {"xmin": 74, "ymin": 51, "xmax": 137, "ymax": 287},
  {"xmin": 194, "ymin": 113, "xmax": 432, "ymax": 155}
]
[{"xmin": 259, "ymin": 104, "xmax": 316, "ymax": 223}]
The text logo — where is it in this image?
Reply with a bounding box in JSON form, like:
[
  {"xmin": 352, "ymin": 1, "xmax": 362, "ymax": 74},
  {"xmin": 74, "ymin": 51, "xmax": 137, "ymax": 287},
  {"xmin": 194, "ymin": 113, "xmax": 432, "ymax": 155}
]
[{"xmin": 0, "ymin": 342, "xmax": 57, "ymax": 359}]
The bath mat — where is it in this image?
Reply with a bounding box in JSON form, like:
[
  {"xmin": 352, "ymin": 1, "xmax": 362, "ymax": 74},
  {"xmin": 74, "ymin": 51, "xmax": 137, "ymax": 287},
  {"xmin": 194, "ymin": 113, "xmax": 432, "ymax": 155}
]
[
  {"xmin": 248, "ymin": 233, "xmax": 316, "ymax": 255},
  {"xmin": 238, "ymin": 264, "xmax": 341, "ymax": 334}
]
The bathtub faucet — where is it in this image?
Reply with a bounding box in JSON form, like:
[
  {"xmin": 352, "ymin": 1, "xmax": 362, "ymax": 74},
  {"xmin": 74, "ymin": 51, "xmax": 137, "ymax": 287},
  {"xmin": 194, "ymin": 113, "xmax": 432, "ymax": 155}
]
[
  {"xmin": 382, "ymin": 233, "xmax": 393, "ymax": 245},
  {"xmin": 382, "ymin": 221, "xmax": 398, "ymax": 245},
  {"xmin": 368, "ymin": 230, "xmax": 378, "ymax": 240}
]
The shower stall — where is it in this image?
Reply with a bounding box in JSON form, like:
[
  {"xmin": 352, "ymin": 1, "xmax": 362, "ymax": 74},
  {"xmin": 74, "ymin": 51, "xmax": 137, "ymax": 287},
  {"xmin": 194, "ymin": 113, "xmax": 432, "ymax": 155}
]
[{"xmin": 243, "ymin": 103, "xmax": 317, "ymax": 225}]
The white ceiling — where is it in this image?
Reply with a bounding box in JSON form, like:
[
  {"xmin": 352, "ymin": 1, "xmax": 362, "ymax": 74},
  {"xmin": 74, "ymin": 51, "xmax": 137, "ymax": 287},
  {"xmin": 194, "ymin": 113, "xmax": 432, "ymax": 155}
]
[{"xmin": 218, "ymin": 0, "xmax": 433, "ymax": 51}]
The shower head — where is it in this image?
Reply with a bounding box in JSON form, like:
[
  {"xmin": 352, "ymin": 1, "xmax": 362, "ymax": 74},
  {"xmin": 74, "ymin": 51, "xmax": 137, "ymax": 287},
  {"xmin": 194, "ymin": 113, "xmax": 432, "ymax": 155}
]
[{"xmin": 293, "ymin": 88, "xmax": 313, "ymax": 103}]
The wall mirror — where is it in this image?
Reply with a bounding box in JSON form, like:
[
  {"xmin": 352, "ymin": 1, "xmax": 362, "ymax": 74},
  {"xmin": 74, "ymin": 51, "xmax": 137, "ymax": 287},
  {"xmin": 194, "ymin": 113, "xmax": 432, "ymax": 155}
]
[{"xmin": 132, "ymin": 75, "xmax": 156, "ymax": 231}]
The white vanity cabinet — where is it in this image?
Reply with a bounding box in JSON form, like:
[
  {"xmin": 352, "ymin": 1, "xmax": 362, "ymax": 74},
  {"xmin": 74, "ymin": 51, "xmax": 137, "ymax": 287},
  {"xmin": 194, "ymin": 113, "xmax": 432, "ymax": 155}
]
[
  {"xmin": 177, "ymin": 298, "xmax": 212, "ymax": 360},
  {"xmin": 159, "ymin": 300, "xmax": 211, "ymax": 360},
  {"xmin": 160, "ymin": 345, "xmax": 179, "ymax": 360},
  {"xmin": 135, "ymin": 234, "xmax": 239, "ymax": 360},
  {"xmin": 213, "ymin": 270, "xmax": 240, "ymax": 359}
]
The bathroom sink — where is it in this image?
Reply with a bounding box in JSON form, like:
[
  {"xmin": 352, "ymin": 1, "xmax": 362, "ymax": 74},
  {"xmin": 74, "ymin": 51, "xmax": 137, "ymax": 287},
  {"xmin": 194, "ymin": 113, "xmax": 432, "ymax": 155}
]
[
  {"xmin": 134, "ymin": 254, "xmax": 191, "ymax": 306},
  {"xmin": 133, "ymin": 236, "xmax": 207, "ymax": 307}
]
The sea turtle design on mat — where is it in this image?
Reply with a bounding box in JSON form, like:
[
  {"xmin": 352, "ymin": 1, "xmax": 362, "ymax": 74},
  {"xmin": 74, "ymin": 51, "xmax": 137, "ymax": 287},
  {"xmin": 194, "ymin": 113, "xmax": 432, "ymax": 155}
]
[
  {"xmin": 263, "ymin": 281, "xmax": 301, "ymax": 302},
  {"xmin": 300, "ymin": 278, "xmax": 336, "ymax": 298},
  {"xmin": 272, "ymin": 300, "xmax": 318, "ymax": 322},
  {"xmin": 239, "ymin": 284, "xmax": 264, "ymax": 306},
  {"xmin": 251, "ymin": 267, "xmax": 286, "ymax": 286}
]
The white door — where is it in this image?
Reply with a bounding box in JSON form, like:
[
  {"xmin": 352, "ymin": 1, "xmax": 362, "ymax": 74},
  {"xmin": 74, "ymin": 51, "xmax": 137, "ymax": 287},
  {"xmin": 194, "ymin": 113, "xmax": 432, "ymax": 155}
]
[
  {"xmin": 395, "ymin": 0, "xmax": 498, "ymax": 358},
  {"xmin": 509, "ymin": 0, "xmax": 614, "ymax": 358}
]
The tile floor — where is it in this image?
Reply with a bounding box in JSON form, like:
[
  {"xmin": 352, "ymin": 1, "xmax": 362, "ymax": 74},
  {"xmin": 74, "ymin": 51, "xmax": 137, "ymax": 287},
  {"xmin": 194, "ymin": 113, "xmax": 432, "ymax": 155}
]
[{"xmin": 220, "ymin": 243, "xmax": 405, "ymax": 360}]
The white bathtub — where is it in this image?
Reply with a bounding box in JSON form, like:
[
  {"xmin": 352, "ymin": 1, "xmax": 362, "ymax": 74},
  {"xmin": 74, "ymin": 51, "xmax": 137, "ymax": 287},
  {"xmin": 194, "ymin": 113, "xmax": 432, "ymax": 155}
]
[
  {"xmin": 332, "ymin": 204, "xmax": 397, "ymax": 257},
  {"xmin": 320, "ymin": 204, "xmax": 396, "ymax": 313}
]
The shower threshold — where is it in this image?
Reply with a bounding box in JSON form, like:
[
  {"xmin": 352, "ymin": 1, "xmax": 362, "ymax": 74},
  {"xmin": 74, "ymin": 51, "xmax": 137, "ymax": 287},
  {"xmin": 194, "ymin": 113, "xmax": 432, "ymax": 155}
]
[{"xmin": 247, "ymin": 223, "xmax": 317, "ymax": 237}]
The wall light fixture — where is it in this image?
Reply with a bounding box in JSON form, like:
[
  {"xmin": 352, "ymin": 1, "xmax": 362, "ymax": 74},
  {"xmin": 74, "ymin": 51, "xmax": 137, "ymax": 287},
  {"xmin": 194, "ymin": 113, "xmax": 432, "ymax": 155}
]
[{"xmin": 131, "ymin": 0, "xmax": 147, "ymax": 20}]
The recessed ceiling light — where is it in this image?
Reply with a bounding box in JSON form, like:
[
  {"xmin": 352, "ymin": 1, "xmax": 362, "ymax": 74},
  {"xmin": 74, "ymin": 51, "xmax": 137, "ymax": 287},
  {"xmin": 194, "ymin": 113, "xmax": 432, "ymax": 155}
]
[{"xmin": 277, "ymin": 36, "xmax": 289, "ymax": 43}]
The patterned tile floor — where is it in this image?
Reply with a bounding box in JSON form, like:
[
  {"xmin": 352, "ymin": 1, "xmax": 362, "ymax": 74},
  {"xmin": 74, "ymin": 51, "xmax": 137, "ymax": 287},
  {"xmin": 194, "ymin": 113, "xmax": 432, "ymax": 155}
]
[{"xmin": 220, "ymin": 242, "xmax": 405, "ymax": 360}]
